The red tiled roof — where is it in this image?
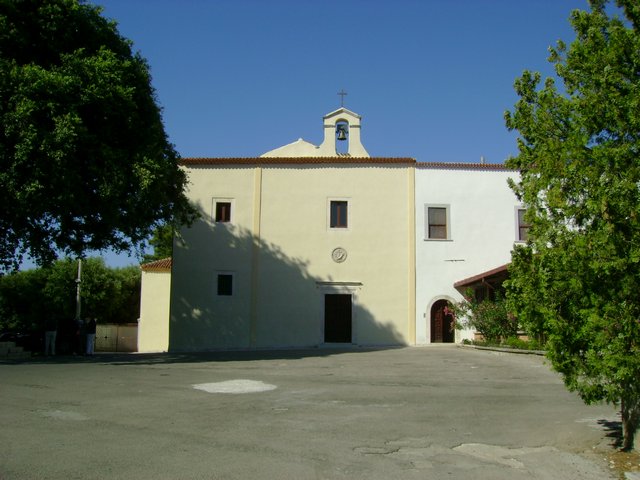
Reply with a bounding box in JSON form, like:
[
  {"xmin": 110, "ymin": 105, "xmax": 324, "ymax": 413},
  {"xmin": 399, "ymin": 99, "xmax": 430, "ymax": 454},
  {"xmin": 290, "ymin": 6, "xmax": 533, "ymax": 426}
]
[
  {"xmin": 417, "ymin": 162, "xmax": 514, "ymax": 171},
  {"xmin": 453, "ymin": 263, "xmax": 510, "ymax": 289},
  {"xmin": 180, "ymin": 158, "xmax": 514, "ymax": 170},
  {"xmin": 181, "ymin": 157, "xmax": 416, "ymax": 166},
  {"xmin": 140, "ymin": 257, "xmax": 172, "ymax": 272}
]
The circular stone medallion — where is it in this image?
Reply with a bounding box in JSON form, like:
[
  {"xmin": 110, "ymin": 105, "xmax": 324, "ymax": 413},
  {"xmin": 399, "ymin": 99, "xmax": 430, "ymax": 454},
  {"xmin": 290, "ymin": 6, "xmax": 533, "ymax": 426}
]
[{"xmin": 331, "ymin": 247, "xmax": 348, "ymax": 263}]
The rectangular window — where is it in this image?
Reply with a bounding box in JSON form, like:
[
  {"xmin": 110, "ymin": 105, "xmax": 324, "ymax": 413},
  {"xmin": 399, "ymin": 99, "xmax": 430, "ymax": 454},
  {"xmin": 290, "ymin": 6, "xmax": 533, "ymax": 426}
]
[
  {"xmin": 215, "ymin": 202, "xmax": 231, "ymax": 223},
  {"xmin": 426, "ymin": 205, "xmax": 449, "ymax": 240},
  {"xmin": 517, "ymin": 208, "xmax": 530, "ymax": 242},
  {"xmin": 330, "ymin": 200, "xmax": 348, "ymax": 228},
  {"xmin": 217, "ymin": 274, "xmax": 233, "ymax": 296}
]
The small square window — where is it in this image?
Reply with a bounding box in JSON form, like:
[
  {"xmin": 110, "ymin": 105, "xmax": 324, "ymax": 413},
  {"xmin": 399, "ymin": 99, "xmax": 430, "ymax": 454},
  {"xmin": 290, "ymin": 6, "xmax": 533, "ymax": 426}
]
[
  {"xmin": 426, "ymin": 206, "xmax": 449, "ymax": 240},
  {"xmin": 215, "ymin": 202, "xmax": 231, "ymax": 223},
  {"xmin": 217, "ymin": 274, "xmax": 233, "ymax": 296},
  {"xmin": 517, "ymin": 208, "xmax": 530, "ymax": 242},
  {"xmin": 330, "ymin": 200, "xmax": 348, "ymax": 228}
]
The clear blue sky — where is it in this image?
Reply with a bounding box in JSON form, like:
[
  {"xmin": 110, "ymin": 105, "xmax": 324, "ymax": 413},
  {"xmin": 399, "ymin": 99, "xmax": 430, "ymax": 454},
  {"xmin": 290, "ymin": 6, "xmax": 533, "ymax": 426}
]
[
  {"xmin": 94, "ymin": 0, "xmax": 589, "ymax": 162},
  {"xmin": 74, "ymin": 0, "xmax": 593, "ymax": 267}
]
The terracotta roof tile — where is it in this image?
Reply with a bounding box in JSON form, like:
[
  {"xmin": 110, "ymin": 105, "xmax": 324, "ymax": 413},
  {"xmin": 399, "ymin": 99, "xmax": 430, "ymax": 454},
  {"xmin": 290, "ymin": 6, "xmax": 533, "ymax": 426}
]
[
  {"xmin": 180, "ymin": 158, "xmax": 515, "ymax": 170},
  {"xmin": 181, "ymin": 157, "xmax": 416, "ymax": 166},
  {"xmin": 416, "ymin": 162, "xmax": 514, "ymax": 171},
  {"xmin": 140, "ymin": 257, "xmax": 172, "ymax": 272}
]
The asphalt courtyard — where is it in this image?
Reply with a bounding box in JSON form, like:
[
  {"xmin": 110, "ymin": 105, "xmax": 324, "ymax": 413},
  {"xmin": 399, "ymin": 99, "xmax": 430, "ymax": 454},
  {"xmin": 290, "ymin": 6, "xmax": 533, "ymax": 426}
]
[{"xmin": 0, "ymin": 345, "xmax": 625, "ymax": 479}]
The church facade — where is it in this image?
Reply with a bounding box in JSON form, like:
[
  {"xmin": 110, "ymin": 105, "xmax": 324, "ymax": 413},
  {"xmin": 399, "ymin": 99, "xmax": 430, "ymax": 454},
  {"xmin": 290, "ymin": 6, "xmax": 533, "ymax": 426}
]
[{"xmin": 138, "ymin": 107, "xmax": 523, "ymax": 352}]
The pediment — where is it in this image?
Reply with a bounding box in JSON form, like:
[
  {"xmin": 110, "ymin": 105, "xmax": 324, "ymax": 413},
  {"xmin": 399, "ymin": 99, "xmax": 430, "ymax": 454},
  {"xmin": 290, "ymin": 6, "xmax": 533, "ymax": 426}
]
[{"xmin": 323, "ymin": 107, "xmax": 362, "ymax": 122}]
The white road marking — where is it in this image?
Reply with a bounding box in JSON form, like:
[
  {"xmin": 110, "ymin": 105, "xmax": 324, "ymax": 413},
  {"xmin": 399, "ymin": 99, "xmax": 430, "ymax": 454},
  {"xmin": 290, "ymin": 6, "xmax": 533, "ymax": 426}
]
[
  {"xmin": 193, "ymin": 379, "xmax": 277, "ymax": 394},
  {"xmin": 42, "ymin": 410, "xmax": 89, "ymax": 421}
]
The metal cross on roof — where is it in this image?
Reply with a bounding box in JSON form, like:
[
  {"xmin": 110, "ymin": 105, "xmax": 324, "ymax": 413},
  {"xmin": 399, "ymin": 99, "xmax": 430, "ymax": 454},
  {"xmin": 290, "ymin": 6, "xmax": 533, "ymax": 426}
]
[{"xmin": 337, "ymin": 89, "xmax": 348, "ymax": 107}]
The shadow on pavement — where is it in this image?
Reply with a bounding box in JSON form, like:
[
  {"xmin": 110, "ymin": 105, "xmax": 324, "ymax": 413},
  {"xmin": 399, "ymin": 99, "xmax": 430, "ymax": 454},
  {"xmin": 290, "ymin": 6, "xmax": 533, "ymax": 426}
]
[
  {"xmin": 2, "ymin": 345, "xmax": 405, "ymax": 366},
  {"xmin": 597, "ymin": 418, "xmax": 623, "ymax": 449}
]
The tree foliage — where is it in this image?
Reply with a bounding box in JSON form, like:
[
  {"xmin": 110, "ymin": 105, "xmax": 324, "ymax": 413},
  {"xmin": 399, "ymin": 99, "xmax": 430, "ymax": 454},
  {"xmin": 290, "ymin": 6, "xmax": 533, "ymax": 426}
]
[
  {"xmin": 0, "ymin": 0, "xmax": 196, "ymax": 271},
  {"xmin": 0, "ymin": 257, "xmax": 141, "ymax": 335},
  {"xmin": 0, "ymin": 266, "xmax": 48, "ymax": 332},
  {"xmin": 142, "ymin": 223, "xmax": 173, "ymax": 264},
  {"xmin": 504, "ymin": 0, "xmax": 640, "ymax": 450}
]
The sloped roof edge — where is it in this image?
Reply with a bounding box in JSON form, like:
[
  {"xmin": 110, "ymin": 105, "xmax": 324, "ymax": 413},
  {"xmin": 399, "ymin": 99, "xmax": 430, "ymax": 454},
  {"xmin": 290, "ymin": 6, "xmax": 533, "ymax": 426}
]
[
  {"xmin": 323, "ymin": 107, "xmax": 361, "ymax": 120},
  {"xmin": 140, "ymin": 257, "xmax": 172, "ymax": 272},
  {"xmin": 453, "ymin": 263, "xmax": 510, "ymax": 289}
]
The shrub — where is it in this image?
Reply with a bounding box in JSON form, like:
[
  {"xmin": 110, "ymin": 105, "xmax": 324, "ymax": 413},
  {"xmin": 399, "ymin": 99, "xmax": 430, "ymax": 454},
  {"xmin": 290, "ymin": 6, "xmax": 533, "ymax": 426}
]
[{"xmin": 451, "ymin": 290, "xmax": 519, "ymax": 343}]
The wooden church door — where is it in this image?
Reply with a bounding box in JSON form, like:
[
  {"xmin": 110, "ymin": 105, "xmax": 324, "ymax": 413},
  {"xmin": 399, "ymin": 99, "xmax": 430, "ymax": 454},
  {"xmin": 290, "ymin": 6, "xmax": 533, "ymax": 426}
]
[{"xmin": 430, "ymin": 300, "xmax": 454, "ymax": 343}]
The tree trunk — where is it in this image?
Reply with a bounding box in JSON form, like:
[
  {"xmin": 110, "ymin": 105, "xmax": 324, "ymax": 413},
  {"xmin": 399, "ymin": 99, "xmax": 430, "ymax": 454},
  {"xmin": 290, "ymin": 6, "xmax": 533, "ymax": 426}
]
[{"xmin": 621, "ymin": 397, "xmax": 640, "ymax": 451}]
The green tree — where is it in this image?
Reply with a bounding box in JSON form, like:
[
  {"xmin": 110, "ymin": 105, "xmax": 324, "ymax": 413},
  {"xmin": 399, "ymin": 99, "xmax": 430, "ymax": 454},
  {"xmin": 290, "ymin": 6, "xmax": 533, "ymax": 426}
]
[
  {"xmin": 0, "ymin": 266, "xmax": 48, "ymax": 332},
  {"xmin": 42, "ymin": 257, "xmax": 140, "ymax": 323},
  {"xmin": 0, "ymin": 257, "xmax": 141, "ymax": 338},
  {"xmin": 43, "ymin": 257, "xmax": 115, "ymax": 320},
  {"xmin": 504, "ymin": 0, "xmax": 640, "ymax": 450},
  {"xmin": 109, "ymin": 265, "xmax": 141, "ymax": 324},
  {"xmin": 142, "ymin": 223, "xmax": 173, "ymax": 263},
  {"xmin": 0, "ymin": 0, "xmax": 196, "ymax": 272}
]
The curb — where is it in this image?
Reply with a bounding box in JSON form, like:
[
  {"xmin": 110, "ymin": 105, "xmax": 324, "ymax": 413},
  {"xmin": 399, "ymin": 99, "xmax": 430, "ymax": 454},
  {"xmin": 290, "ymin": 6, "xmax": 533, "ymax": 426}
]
[{"xmin": 458, "ymin": 343, "xmax": 546, "ymax": 356}]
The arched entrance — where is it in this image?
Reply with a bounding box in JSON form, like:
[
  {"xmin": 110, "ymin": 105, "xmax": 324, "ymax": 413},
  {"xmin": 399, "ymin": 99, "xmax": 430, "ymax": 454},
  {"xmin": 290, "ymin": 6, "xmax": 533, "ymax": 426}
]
[{"xmin": 430, "ymin": 299, "xmax": 455, "ymax": 343}]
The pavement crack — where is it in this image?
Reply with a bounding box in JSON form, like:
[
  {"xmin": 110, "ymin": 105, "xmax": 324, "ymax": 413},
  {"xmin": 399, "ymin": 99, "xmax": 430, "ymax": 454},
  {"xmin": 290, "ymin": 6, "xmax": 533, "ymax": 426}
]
[{"xmin": 353, "ymin": 446, "xmax": 401, "ymax": 455}]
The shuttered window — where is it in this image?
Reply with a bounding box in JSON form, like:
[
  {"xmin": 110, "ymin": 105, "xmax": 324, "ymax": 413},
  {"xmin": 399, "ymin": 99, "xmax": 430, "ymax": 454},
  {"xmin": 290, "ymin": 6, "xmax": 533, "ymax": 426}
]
[
  {"xmin": 426, "ymin": 206, "xmax": 449, "ymax": 240},
  {"xmin": 517, "ymin": 208, "xmax": 530, "ymax": 242},
  {"xmin": 215, "ymin": 202, "xmax": 231, "ymax": 223},
  {"xmin": 330, "ymin": 201, "xmax": 348, "ymax": 228}
]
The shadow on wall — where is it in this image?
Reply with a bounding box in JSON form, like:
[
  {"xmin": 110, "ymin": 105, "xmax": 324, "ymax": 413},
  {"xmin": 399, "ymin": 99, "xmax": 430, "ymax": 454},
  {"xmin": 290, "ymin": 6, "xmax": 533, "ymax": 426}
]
[{"xmin": 169, "ymin": 213, "xmax": 404, "ymax": 352}]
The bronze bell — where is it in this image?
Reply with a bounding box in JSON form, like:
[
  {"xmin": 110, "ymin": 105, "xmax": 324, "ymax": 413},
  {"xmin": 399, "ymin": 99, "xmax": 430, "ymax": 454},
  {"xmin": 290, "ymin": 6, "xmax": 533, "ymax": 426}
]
[{"xmin": 336, "ymin": 124, "xmax": 348, "ymax": 141}]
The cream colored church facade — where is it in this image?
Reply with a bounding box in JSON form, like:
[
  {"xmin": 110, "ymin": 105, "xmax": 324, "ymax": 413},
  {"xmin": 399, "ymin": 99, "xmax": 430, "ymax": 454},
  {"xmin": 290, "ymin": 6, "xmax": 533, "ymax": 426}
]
[{"xmin": 138, "ymin": 107, "xmax": 524, "ymax": 352}]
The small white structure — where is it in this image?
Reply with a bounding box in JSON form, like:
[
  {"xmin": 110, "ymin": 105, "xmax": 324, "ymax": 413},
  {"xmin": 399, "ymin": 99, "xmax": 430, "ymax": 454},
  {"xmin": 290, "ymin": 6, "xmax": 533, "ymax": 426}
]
[
  {"xmin": 138, "ymin": 258, "xmax": 171, "ymax": 352},
  {"xmin": 414, "ymin": 163, "xmax": 522, "ymax": 344}
]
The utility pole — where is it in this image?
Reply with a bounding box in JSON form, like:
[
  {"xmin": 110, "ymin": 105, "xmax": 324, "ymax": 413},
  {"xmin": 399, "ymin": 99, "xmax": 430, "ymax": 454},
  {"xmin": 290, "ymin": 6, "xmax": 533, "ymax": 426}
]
[{"xmin": 75, "ymin": 259, "xmax": 82, "ymax": 321}]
